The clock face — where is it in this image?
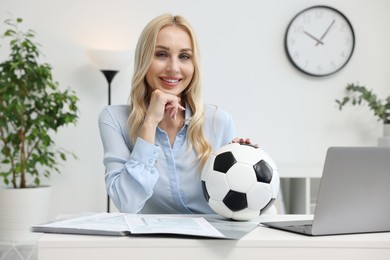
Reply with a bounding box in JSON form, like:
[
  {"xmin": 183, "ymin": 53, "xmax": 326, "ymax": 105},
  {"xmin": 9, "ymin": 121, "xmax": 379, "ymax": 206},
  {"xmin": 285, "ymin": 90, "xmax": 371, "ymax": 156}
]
[{"xmin": 285, "ymin": 6, "xmax": 355, "ymax": 76}]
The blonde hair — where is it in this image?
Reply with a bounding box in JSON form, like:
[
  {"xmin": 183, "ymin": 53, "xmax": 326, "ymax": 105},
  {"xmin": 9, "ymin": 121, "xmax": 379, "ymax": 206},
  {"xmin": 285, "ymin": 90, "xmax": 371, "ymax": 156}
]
[{"xmin": 128, "ymin": 14, "xmax": 212, "ymax": 168}]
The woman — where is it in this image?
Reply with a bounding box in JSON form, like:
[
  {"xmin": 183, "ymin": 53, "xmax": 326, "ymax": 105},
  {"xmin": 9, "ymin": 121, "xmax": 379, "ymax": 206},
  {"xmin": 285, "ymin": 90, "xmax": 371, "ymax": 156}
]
[{"xmin": 99, "ymin": 14, "xmax": 251, "ymax": 214}]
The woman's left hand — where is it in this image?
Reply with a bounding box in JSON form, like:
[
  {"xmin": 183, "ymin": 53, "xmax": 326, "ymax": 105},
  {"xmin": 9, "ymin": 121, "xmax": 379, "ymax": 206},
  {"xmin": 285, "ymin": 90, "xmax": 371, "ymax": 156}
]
[{"xmin": 231, "ymin": 137, "xmax": 259, "ymax": 148}]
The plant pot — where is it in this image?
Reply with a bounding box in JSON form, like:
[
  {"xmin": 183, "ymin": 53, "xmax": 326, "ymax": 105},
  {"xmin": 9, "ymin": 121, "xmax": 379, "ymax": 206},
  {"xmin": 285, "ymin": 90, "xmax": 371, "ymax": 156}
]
[
  {"xmin": 0, "ymin": 186, "xmax": 51, "ymax": 242},
  {"xmin": 378, "ymin": 124, "xmax": 390, "ymax": 147}
]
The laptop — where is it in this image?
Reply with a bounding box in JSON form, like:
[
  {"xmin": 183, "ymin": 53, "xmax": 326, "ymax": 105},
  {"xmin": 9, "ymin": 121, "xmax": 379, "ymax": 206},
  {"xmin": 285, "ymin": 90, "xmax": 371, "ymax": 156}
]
[{"xmin": 261, "ymin": 147, "xmax": 390, "ymax": 236}]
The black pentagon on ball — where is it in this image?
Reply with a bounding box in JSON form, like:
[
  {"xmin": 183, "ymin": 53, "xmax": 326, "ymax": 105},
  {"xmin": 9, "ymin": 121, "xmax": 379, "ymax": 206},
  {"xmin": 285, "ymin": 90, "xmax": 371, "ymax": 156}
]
[
  {"xmin": 223, "ymin": 190, "xmax": 248, "ymax": 212},
  {"xmin": 253, "ymin": 160, "xmax": 273, "ymax": 183},
  {"xmin": 201, "ymin": 180, "xmax": 210, "ymax": 202},
  {"xmin": 213, "ymin": 151, "xmax": 237, "ymax": 173}
]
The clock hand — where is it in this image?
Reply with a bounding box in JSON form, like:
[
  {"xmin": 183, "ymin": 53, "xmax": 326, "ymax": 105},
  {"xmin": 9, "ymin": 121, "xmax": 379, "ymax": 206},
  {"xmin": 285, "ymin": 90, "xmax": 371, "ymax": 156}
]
[
  {"xmin": 303, "ymin": 31, "xmax": 324, "ymax": 45},
  {"xmin": 316, "ymin": 19, "xmax": 335, "ymax": 46}
]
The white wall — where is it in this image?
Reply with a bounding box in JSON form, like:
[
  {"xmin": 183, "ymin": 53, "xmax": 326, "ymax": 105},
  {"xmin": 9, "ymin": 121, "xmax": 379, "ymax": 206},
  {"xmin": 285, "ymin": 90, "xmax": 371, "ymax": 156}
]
[{"xmin": 1, "ymin": 0, "xmax": 389, "ymax": 217}]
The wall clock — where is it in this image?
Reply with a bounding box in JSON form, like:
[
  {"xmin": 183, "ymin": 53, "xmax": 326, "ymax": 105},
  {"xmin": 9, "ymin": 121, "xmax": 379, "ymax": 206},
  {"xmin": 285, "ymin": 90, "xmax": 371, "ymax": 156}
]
[{"xmin": 285, "ymin": 5, "xmax": 355, "ymax": 77}]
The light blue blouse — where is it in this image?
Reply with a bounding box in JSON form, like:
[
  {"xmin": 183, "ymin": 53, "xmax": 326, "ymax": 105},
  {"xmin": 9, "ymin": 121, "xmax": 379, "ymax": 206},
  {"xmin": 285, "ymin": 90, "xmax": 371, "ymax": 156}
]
[{"xmin": 98, "ymin": 104, "xmax": 236, "ymax": 214}]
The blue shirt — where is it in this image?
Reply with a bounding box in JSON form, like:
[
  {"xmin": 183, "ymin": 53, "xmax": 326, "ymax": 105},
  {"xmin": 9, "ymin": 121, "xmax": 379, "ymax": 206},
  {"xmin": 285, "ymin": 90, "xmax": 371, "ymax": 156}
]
[{"xmin": 98, "ymin": 104, "xmax": 236, "ymax": 214}]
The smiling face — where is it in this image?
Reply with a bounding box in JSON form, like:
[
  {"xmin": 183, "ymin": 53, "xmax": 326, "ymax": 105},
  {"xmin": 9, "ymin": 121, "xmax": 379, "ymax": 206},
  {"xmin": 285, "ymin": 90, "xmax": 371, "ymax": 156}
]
[{"xmin": 145, "ymin": 25, "xmax": 194, "ymax": 97}]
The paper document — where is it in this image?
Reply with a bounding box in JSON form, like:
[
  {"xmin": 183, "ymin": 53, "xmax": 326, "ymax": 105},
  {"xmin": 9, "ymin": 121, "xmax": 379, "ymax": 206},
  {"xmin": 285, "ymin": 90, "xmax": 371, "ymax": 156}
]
[
  {"xmin": 32, "ymin": 212, "xmax": 130, "ymax": 236},
  {"xmin": 32, "ymin": 212, "xmax": 229, "ymax": 238},
  {"xmin": 124, "ymin": 214, "xmax": 224, "ymax": 238}
]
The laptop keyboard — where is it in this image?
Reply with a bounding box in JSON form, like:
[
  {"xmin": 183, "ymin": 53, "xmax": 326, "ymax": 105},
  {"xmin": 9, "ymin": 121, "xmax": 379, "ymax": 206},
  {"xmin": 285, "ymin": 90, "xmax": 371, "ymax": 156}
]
[{"xmin": 288, "ymin": 224, "xmax": 313, "ymax": 234}]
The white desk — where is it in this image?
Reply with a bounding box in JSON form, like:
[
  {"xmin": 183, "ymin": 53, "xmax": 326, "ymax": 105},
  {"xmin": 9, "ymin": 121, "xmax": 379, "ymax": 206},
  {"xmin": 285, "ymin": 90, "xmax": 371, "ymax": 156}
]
[{"xmin": 37, "ymin": 214, "xmax": 390, "ymax": 260}]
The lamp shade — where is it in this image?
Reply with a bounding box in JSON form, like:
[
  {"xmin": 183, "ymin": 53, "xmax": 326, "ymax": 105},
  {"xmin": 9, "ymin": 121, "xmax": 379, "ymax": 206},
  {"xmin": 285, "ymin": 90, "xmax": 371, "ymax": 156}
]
[{"xmin": 87, "ymin": 49, "xmax": 131, "ymax": 71}]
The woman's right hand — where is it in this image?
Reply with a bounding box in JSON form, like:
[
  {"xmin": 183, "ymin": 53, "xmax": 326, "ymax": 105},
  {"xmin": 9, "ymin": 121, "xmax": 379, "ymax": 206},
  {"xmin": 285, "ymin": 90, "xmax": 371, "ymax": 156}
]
[
  {"xmin": 139, "ymin": 90, "xmax": 185, "ymax": 144},
  {"xmin": 144, "ymin": 89, "xmax": 185, "ymax": 127}
]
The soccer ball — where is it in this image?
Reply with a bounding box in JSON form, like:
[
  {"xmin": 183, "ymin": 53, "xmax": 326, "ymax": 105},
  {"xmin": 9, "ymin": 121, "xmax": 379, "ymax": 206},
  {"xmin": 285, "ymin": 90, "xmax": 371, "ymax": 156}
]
[{"xmin": 201, "ymin": 143, "xmax": 279, "ymax": 221}]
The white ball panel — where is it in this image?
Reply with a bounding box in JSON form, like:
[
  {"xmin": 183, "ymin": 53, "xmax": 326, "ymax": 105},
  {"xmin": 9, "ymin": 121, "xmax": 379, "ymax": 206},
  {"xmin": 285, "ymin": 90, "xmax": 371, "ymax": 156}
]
[
  {"xmin": 205, "ymin": 171, "xmax": 230, "ymax": 200},
  {"xmin": 231, "ymin": 145, "xmax": 263, "ymax": 165},
  {"xmin": 232, "ymin": 208, "xmax": 260, "ymax": 221},
  {"xmin": 209, "ymin": 198, "xmax": 233, "ymax": 219},
  {"xmin": 201, "ymin": 154, "xmax": 216, "ymax": 182},
  {"xmin": 226, "ymin": 164, "xmax": 256, "ymax": 192},
  {"xmin": 247, "ymin": 182, "xmax": 272, "ymax": 210},
  {"xmin": 269, "ymin": 169, "xmax": 280, "ymax": 198},
  {"xmin": 213, "ymin": 143, "xmax": 239, "ymax": 156}
]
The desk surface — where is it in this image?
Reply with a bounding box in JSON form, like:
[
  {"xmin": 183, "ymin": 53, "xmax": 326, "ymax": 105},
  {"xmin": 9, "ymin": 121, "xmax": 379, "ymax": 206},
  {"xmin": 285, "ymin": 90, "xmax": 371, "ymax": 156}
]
[{"xmin": 38, "ymin": 214, "xmax": 390, "ymax": 260}]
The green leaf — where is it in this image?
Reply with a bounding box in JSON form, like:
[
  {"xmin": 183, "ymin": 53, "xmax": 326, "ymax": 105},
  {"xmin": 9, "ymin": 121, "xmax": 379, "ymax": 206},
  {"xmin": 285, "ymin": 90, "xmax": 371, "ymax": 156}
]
[
  {"xmin": 0, "ymin": 17, "xmax": 79, "ymax": 187},
  {"xmin": 335, "ymin": 83, "xmax": 390, "ymax": 124}
]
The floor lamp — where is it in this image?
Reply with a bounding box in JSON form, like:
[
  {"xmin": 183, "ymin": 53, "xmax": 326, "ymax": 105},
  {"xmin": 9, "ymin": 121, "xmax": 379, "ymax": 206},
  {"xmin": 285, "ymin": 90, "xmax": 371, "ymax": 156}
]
[{"xmin": 87, "ymin": 49, "xmax": 131, "ymax": 212}]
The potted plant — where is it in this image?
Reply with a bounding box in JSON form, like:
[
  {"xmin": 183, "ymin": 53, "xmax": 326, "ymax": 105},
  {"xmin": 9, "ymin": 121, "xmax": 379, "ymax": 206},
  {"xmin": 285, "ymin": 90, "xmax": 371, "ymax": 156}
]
[
  {"xmin": 335, "ymin": 83, "xmax": 390, "ymax": 146},
  {"xmin": 0, "ymin": 17, "xmax": 79, "ymax": 242}
]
